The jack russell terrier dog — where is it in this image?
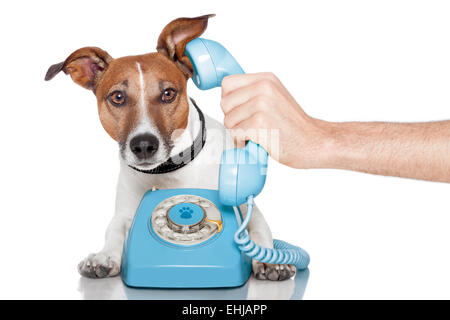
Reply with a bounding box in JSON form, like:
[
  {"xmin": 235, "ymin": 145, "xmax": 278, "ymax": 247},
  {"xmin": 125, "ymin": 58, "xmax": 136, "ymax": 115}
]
[{"xmin": 45, "ymin": 15, "xmax": 295, "ymax": 281}]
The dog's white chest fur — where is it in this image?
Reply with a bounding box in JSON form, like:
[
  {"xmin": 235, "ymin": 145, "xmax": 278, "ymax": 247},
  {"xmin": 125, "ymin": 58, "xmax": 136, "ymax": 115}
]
[{"xmin": 77, "ymin": 99, "xmax": 295, "ymax": 281}]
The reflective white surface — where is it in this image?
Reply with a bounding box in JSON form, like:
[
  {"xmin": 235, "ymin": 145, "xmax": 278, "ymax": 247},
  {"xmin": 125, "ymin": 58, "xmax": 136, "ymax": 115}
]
[
  {"xmin": 2, "ymin": 0, "xmax": 450, "ymax": 300},
  {"xmin": 78, "ymin": 270, "xmax": 309, "ymax": 300}
]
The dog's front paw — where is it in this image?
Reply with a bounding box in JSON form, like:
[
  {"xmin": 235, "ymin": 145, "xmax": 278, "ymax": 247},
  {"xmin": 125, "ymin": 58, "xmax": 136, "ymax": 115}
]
[
  {"xmin": 78, "ymin": 252, "xmax": 120, "ymax": 278},
  {"xmin": 252, "ymin": 261, "xmax": 296, "ymax": 281}
]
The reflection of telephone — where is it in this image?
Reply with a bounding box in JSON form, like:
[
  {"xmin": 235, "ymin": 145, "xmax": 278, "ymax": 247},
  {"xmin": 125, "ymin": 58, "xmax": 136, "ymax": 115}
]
[{"xmin": 121, "ymin": 39, "xmax": 310, "ymax": 288}]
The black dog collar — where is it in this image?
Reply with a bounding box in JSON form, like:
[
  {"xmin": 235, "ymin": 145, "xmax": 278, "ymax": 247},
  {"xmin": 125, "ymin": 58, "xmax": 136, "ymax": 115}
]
[{"xmin": 129, "ymin": 99, "xmax": 207, "ymax": 175}]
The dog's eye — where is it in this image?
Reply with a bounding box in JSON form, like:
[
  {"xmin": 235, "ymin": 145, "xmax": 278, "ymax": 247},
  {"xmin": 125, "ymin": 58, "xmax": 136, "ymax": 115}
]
[
  {"xmin": 108, "ymin": 91, "xmax": 127, "ymax": 107},
  {"xmin": 160, "ymin": 88, "xmax": 177, "ymax": 103}
]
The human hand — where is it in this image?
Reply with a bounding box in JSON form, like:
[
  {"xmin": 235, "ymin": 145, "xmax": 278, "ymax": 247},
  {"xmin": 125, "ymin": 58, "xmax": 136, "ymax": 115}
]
[{"xmin": 220, "ymin": 72, "xmax": 333, "ymax": 169}]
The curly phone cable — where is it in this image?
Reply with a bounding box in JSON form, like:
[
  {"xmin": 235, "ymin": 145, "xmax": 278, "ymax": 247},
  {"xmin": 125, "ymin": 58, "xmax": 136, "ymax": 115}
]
[{"xmin": 234, "ymin": 195, "xmax": 310, "ymax": 270}]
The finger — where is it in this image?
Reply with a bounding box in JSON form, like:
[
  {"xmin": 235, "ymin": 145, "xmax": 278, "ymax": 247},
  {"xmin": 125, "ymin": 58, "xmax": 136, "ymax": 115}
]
[
  {"xmin": 229, "ymin": 113, "xmax": 265, "ymax": 145},
  {"xmin": 229, "ymin": 123, "xmax": 258, "ymax": 149},
  {"xmin": 230, "ymin": 115, "xmax": 278, "ymax": 156},
  {"xmin": 224, "ymin": 96, "xmax": 265, "ymax": 129},
  {"xmin": 221, "ymin": 81, "xmax": 266, "ymax": 113},
  {"xmin": 221, "ymin": 72, "xmax": 276, "ymax": 97}
]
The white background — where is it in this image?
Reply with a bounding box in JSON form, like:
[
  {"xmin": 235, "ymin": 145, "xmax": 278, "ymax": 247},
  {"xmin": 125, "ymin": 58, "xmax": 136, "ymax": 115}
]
[{"xmin": 1, "ymin": 0, "xmax": 449, "ymax": 299}]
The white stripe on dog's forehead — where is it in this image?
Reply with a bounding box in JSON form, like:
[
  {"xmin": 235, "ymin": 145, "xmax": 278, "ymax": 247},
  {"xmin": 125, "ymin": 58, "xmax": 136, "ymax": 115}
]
[
  {"xmin": 120, "ymin": 62, "xmax": 168, "ymax": 165},
  {"xmin": 132, "ymin": 62, "xmax": 162, "ymax": 136},
  {"xmin": 136, "ymin": 62, "xmax": 146, "ymax": 115},
  {"xmin": 135, "ymin": 62, "xmax": 154, "ymax": 129}
]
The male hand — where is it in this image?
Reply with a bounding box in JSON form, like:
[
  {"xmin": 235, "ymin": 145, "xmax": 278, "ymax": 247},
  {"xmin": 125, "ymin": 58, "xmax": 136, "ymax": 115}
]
[
  {"xmin": 220, "ymin": 72, "xmax": 450, "ymax": 182},
  {"xmin": 221, "ymin": 72, "xmax": 332, "ymax": 169}
]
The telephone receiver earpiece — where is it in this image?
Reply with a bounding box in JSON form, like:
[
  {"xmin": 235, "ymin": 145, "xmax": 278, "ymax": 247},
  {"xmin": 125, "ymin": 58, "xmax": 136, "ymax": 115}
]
[{"xmin": 185, "ymin": 38, "xmax": 268, "ymax": 206}]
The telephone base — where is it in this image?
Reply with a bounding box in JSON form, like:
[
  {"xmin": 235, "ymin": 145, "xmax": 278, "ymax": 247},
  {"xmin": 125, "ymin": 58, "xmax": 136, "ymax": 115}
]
[{"xmin": 121, "ymin": 188, "xmax": 252, "ymax": 288}]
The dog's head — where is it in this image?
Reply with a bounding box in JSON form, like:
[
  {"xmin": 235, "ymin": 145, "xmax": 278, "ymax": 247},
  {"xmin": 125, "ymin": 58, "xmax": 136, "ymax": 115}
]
[{"xmin": 45, "ymin": 15, "xmax": 213, "ymax": 170}]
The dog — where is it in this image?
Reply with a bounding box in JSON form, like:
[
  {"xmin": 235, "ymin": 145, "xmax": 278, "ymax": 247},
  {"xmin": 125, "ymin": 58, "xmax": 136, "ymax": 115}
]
[{"xmin": 45, "ymin": 15, "xmax": 295, "ymax": 281}]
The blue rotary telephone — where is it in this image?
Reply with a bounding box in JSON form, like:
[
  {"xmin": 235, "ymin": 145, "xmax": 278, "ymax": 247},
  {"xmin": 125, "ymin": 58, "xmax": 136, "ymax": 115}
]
[{"xmin": 121, "ymin": 38, "xmax": 310, "ymax": 288}]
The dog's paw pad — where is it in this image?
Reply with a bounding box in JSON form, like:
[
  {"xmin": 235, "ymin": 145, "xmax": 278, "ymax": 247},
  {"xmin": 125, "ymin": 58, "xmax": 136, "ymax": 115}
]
[
  {"xmin": 78, "ymin": 253, "xmax": 120, "ymax": 278},
  {"xmin": 253, "ymin": 262, "xmax": 296, "ymax": 281}
]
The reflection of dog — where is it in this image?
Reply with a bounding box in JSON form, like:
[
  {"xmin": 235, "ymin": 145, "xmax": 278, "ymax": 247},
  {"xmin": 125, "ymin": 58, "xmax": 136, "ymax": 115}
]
[{"xmin": 46, "ymin": 15, "xmax": 295, "ymax": 281}]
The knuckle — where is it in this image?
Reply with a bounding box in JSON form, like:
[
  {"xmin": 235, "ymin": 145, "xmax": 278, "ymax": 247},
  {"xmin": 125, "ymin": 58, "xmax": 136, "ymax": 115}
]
[
  {"xmin": 261, "ymin": 72, "xmax": 278, "ymax": 82},
  {"xmin": 253, "ymin": 95, "xmax": 269, "ymax": 111},
  {"xmin": 221, "ymin": 76, "xmax": 230, "ymax": 87},
  {"xmin": 220, "ymin": 98, "xmax": 226, "ymax": 109},
  {"xmin": 257, "ymin": 79, "xmax": 275, "ymax": 95},
  {"xmin": 221, "ymin": 77, "xmax": 232, "ymax": 93},
  {"xmin": 220, "ymin": 97, "xmax": 229, "ymax": 112},
  {"xmin": 223, "ymin": 116, "xmax": 232, "ymax": 128},
  {"xmin": 252, "ymin": 112, "xmax": 266, "ymax": 127},
  {"xmin": 267, "ymin": 72, "xmax": 279, "ymax": 82}
]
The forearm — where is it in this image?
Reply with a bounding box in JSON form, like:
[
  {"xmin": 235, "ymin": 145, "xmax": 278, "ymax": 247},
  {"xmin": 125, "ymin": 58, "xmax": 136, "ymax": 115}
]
[
  {"xmin": 220, "ymin": 73, "xmax": 450, "ymax": 182},
  {"xmin": 321, "ymin": 120, "xmax": 450, "ymax": 182}
]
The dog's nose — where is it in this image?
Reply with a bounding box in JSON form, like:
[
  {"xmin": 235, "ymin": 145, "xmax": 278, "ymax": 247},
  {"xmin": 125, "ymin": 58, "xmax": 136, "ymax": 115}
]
[{"xmin": 130, "ymin": 134, "xmax": 159, "ymax": 160}]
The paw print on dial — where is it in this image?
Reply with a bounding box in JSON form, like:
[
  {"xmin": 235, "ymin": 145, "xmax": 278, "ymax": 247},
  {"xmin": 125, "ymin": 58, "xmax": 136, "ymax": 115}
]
[
  {"xmin": 152, "ymin": 195, "xmax": 221, "ymax": 245},
  {"xmin": 179, "ymin": 207, "xmax": 194, "ymax": 219}
]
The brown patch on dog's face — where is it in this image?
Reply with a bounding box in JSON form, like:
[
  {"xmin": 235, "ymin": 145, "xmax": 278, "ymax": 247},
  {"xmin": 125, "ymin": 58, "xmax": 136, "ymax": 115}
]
[
  {"xmin": 45, "ymin": 15, "xmax": 214, "ymax": 168},
  {"xmin": 95, "ymin": 53, "xmax": 189, "ymax": 156}
]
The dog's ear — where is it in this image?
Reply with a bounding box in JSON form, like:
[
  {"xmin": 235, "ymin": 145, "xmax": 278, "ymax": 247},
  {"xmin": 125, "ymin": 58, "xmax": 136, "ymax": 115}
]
[
  {"xmin": 157, "ymin": 14, "xmax": 215, "ymax": 78},
  {"xmin": 45, "ymin": 47, "xmax": 113, "ymax": 91}
]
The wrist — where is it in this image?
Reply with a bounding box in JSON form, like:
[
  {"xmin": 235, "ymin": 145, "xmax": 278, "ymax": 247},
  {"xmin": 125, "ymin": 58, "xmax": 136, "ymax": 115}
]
[
  {"xmin": 303, "ymin": 118, "xmax": 346, "ymax": 169},
  {"xmin": 316, "ymin": 120, "xmax": 369, "ymax": 171}
]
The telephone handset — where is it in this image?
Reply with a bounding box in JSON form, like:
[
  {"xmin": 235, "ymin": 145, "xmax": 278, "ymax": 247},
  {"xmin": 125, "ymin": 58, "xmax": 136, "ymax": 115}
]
[
  {"xmin": 185, "ymin": 38, "xmax": 268, "ymax": 206},
  {"xmin": 186, "ymin": 38, "xmax": 309, "ymax": 269},
  {"xmin": 121, "ymin": 39, "xmax": 309, "ymax": 288}
]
